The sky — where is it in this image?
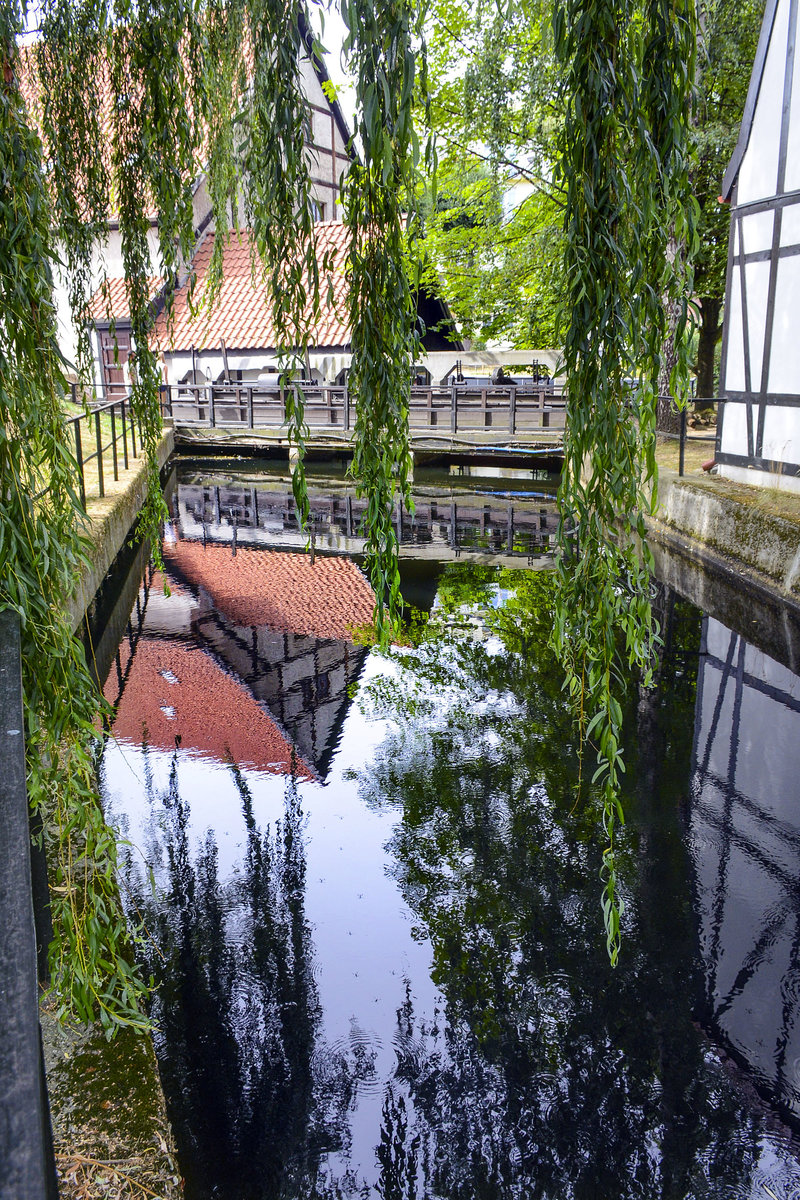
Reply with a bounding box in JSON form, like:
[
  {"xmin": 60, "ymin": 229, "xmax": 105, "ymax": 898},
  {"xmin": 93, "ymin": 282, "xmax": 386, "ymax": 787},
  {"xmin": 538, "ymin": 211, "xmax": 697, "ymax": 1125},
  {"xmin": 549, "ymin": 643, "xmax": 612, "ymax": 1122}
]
[{"xmin": 308, "ymin": 0, "xmax": 358, "ymax": 130}]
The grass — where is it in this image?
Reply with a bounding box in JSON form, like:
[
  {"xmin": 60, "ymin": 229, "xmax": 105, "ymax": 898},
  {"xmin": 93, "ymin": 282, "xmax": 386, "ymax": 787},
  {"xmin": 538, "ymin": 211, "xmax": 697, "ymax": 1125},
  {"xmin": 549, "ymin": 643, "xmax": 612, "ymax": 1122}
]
[{"xmin": 62, "ymin": 402, "xmax": 146, "ymax": 507}]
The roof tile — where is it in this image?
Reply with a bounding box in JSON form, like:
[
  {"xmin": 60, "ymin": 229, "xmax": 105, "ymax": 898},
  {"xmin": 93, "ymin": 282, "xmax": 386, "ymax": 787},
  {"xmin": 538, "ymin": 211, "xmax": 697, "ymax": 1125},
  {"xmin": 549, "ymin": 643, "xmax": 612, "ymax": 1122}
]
[
  {"xmin": 164, "ymin": 540, "xmax": 375, "ymax": 641},
  {"xmin": 108, "ymin": 636, "xmax": 315, "ymax": 779},
  {"xmin": 152, "ymin": 222, "xmax": 352, "ymax": 352}
]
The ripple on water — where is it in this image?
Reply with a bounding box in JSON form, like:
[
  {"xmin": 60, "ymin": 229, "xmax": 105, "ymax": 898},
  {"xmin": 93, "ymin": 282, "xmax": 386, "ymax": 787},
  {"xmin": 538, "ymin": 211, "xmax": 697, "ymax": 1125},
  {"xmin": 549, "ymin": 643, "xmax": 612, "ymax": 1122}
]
[
  {"xmin": 530, "ymin": 1071, "xmax": 562, "ymax": 1124},
  {"xmin": 315, "ymin": 1027, "xmax": 386, "ymax": 1097},
  {"xmin": 392, "ymin": 1029, "xmax": 428, "ymax": 1079},
  {"xmin": 753, "ymin": 1160, "xmax": 800, "ymax": 1200}
]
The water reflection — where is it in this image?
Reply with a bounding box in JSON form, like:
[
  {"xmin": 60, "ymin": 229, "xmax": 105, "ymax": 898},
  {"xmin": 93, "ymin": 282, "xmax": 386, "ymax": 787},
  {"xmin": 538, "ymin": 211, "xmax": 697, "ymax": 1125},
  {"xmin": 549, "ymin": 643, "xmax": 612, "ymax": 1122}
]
[
  {"xmin": 173, "ymin": 467, "xmax": 558, "ymax": 561},
  {"xmin": 355, "ymin": 571, "xmax": 800, "ymax": 1198},
  {"xmin": 120, "ymin": 756, "xmax": 376, "ymax": 1199},
  {"xmin": 691, "ymin": 616, "xmax": 800, "ymax": 1126},
  {"xmin": 106, "ymin": 540, "xmax": 372, "ymax": 781},
  {"xmin": 97, "ymin": 485, "xmax": 800, "ymax": 1199}
]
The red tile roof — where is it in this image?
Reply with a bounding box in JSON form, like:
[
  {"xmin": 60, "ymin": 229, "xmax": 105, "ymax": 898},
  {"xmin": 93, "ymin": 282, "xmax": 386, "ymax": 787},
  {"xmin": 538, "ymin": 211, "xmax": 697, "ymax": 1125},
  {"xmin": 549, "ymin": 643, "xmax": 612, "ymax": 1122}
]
[
  {"xmin": 163, "ymin": 541, "xmax": 375, "ymax": 640},
  {"xmin": 87, "ymin": 275, "xmax": 164, "ymax": 323},
  {"xmin": 151, "ymin": 223, "xmax": 352, "ymax": 352},
  {"xmin": 108, "ymin": 635, "xmax": 315, "ymax": 780}
]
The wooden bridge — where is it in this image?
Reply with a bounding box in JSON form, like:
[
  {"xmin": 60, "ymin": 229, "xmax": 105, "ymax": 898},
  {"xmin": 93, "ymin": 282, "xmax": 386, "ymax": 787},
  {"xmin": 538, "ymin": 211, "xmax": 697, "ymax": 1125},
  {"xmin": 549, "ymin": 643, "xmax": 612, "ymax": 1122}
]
[{"xmin": 160, "ymin": 380, "xmax": 566, "ymax": 458}]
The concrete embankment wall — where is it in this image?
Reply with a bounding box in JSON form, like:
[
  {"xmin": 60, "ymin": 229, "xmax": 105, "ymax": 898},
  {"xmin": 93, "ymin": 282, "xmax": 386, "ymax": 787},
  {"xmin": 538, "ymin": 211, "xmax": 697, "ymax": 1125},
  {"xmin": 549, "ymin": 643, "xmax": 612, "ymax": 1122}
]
[
  {"xmin": 646, "ymin": 468, "xmax": 800, "ymax": 622},
  {"xmin": 68, "ymin": 429, "xmax": 174, "ymax": 633}
]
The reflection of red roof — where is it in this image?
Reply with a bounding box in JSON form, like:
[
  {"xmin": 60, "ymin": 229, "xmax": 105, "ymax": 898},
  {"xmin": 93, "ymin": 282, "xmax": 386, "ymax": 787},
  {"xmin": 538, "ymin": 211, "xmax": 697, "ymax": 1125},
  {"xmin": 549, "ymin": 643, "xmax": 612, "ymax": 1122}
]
[
  {"xmin": 109, "ymin": 637, "xmax": 314, "ymax": 779},
  {"xmin": 152, "ymin": 223, "xmax": 351, "ymax": 352},
  {"xmin": 163, "ymin": 541, "xmax": 375, "ymax": 640}
]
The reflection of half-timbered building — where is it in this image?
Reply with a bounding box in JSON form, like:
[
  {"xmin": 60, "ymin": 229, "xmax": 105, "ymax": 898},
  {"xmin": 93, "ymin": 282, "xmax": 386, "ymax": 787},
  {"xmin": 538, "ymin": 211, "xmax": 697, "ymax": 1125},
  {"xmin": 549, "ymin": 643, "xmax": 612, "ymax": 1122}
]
[
  {"xmin": 161, "ymin": 538, "xmax": 373, "ymax": 779},
  {"xmin": 106, "ymin": 550, "xmax": 372, "ymax": 781},
  {"xmin": 718, "ymin": 0, "xmax": 800, "ymax": 492},
  {"xmin": 690, "ymin": 616, "xmax": 800, "ymax": 1121}
]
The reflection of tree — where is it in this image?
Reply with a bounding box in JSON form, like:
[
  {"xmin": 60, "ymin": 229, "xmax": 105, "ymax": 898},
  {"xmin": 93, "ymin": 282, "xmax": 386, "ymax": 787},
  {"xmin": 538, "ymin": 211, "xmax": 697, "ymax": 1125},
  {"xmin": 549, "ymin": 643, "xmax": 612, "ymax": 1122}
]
[
  {"xmin": 357, "ymin": 565, "xmax": 790, "ymax": 1198},
  {"xmin": 120, "ymin": 754, "xmax": 363, "ymax": 1200}
]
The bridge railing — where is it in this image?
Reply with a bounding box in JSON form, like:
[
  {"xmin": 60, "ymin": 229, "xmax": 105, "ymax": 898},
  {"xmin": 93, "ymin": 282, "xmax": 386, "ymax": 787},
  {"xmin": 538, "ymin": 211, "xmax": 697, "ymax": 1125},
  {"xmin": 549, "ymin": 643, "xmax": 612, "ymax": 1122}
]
[
  {"xmin": 161, "ymin": 382, "xmax": 350, "ymax": 429},
  {"xmin": 159, "ymin": 381, "xmax": 567, "ymax": 435}
]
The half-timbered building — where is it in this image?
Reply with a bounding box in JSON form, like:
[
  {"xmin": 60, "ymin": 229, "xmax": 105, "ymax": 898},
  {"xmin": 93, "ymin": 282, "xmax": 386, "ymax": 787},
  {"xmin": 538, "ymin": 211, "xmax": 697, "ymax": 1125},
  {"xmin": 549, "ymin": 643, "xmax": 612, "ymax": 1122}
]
[{"xmin": 718, "ymin": 0, "xmax": 800, "ymax": 492}]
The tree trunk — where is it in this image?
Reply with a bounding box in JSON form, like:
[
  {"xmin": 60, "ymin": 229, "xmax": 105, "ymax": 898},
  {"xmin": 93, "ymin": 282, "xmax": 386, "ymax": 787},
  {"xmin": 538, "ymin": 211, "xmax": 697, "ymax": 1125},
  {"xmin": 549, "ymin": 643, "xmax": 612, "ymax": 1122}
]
[
  {"xmin": 695, "ymin": 295, "xmax": 722, "ymax": 410},
  {"xmin": 656, "ymin": 236, "xmax": 682, "ymax": 434}
]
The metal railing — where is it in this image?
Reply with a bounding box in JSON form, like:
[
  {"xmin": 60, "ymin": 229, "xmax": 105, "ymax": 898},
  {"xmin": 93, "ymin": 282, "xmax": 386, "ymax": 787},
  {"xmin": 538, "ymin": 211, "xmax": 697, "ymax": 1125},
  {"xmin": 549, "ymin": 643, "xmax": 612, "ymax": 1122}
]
[
  {"xmin": 159, "ymin": 380, "xmax": 567, "ymax": 436},
  {"xmin": 0, "ymin": 610, "xmax": 59, "ymax": 1200},
  {"xmin": 656, "ymin": 398, "xmax": 719, "ymax": 477},
  {"xmin": 65, "ymin": 384, "xmax": 143, "ymax": 506}
]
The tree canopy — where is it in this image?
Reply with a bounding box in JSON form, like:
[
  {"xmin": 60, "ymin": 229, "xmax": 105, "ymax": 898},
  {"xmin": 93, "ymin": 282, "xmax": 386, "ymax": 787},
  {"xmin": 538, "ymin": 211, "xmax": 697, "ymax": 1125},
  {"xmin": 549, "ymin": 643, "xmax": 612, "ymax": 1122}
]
[
  {"xmin": 420, "ymin": 0, "xmax": 567, "ymax": 347},
  {"xmin": 421, "ymin": 0, "xmax": 763, "ymax": 393}
]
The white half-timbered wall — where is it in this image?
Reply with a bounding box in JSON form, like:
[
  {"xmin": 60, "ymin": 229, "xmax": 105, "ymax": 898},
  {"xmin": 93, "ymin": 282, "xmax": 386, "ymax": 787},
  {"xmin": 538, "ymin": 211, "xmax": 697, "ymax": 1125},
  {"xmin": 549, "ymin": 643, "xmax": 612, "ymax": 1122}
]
[{"xmin": 719, "ymin": 0, "xmax": 800, "ymax": 493}]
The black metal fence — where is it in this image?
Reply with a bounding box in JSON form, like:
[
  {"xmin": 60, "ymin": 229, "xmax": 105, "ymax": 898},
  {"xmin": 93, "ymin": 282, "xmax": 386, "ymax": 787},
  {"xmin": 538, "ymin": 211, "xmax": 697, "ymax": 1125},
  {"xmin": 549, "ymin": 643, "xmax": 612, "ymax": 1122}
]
[
  {"xmin": 65, "ymin": 384, "xmax": 143, "ymax": 505},
  {"xmin": 0, "ymin": 610, "xmax": 59, "ymax": 1200},
  {"xmin": 658, "ymin": 398, "xmax": 719, "ymax": 477}
]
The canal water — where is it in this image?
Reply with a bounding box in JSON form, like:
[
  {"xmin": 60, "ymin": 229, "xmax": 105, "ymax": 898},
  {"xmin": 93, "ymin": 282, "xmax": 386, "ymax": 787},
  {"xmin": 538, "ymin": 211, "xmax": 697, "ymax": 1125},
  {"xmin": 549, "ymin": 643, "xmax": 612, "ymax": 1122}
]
[{"xmin": 94, "ymin": 460, "xmax": 800, "ymax": 1199}]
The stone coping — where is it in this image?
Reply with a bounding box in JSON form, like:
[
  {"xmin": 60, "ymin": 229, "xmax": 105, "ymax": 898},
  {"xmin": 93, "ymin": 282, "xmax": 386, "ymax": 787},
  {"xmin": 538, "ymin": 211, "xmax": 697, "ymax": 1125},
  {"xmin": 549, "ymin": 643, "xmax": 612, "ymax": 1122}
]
[{"xmin": 648, "ymin": 468, "xmax": 800, "ymax": 605}]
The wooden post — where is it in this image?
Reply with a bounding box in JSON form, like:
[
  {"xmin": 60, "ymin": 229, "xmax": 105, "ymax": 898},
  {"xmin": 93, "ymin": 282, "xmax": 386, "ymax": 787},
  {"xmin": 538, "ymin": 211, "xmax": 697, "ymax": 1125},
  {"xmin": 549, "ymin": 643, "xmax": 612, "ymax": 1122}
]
[
  {"xmin": 451, "ymin": 384, "xmax": 457, "ymax": 434},
  {"xmin": 344, "ymin": 386, "xmax": 350, "ymax": 432},
  {"xmin": 248, "ymin": 386, "xmax": 254, "ymax": 430},
  {"xmin": 509, "ymin": 386, "xmax": 517, "ymax": 436},
  {"xmin": 207, "ymin": 382, "xmax": 215, "ymax": 428},
  {"xmin": 0, "ymin": 611, "xmax": 60, "ymax": 1200}
]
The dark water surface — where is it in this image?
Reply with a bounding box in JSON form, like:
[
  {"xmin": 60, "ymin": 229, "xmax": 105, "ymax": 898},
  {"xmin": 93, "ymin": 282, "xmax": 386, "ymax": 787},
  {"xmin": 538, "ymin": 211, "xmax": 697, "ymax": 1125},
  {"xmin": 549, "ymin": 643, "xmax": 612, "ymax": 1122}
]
[{"xmin": 97, "ymin": 462, "xmax": 800, "ymax": 1199}]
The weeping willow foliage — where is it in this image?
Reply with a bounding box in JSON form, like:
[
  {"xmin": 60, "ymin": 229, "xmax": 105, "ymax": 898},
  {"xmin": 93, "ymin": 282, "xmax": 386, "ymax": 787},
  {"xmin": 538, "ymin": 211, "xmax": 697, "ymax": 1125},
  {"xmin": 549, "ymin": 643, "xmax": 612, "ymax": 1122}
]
[
  {"xmin": 341, "ymin": 0, "xmax": 432, "ymax": 633},
  {"xmin": 3, "ymin": 0, "xmax": 700, "ymax": 1028},
  {"xmin": 0, "ymin": 22, "xmax": 148, "ymax": 1030},
  {"xmin": 552, "ymin": 0, "xmax": 698, "ymax": 962},
  {"xmin": 1, "ymin": 0, "xmax": 429, "ymax": 1028}
]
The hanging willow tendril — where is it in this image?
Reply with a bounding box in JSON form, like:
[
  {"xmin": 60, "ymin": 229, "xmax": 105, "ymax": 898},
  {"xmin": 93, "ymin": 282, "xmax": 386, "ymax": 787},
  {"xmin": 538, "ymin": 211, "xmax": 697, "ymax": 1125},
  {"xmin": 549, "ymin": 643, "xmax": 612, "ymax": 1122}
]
[
  {"xmin": 1, "ymin": 19, "xmax": 148, "ymax": 1031},
  {"xmin": 341, "ymin": 0, "xmax": 433, "ymax": 638},
  {"xmin": 3, "ymin": 0, "xmax": 351, "ymax": 1030},
  {"xmin": 552, "ymin": 0, "xmax": 698, "ymax": 963}
]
